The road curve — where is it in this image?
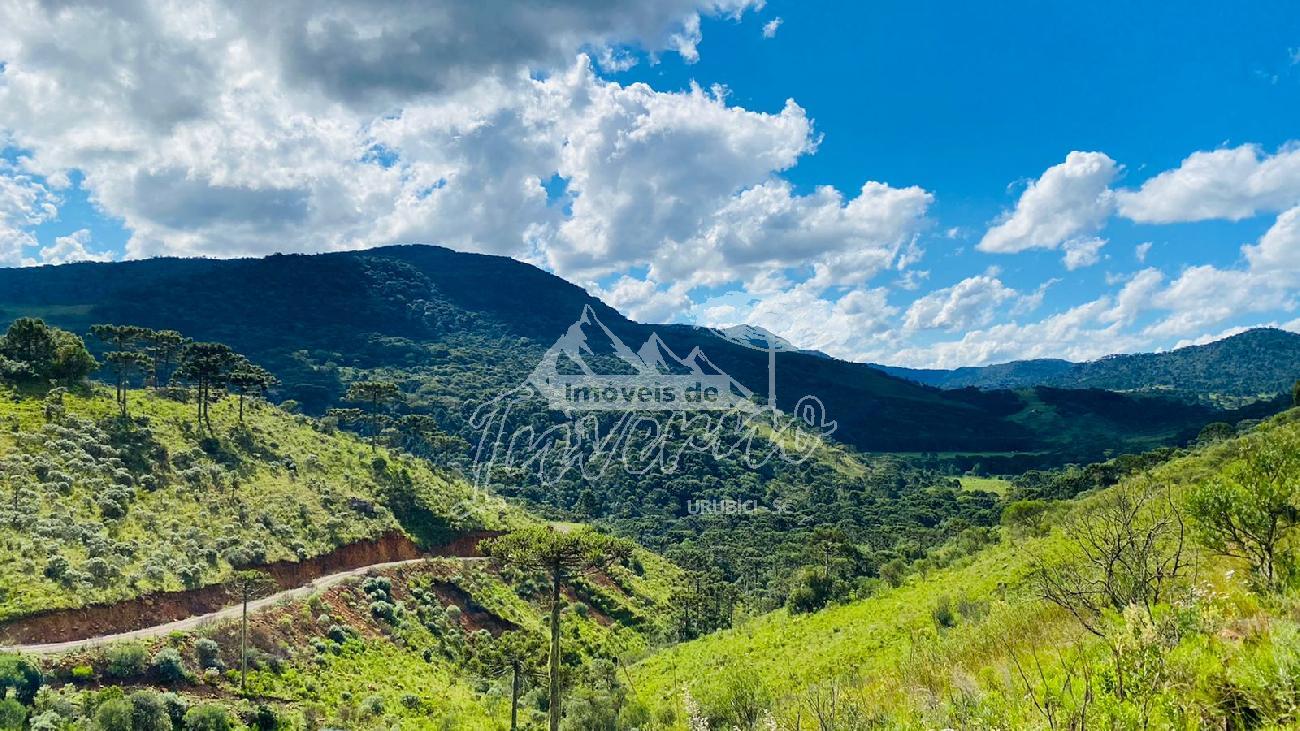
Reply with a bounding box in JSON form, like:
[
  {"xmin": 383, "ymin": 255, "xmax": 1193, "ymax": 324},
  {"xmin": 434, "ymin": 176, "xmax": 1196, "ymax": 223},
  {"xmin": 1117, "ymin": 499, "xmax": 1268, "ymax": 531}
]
[{"xmin": 4, "ymin": 556, "xmax": 488, "ymax": 656}]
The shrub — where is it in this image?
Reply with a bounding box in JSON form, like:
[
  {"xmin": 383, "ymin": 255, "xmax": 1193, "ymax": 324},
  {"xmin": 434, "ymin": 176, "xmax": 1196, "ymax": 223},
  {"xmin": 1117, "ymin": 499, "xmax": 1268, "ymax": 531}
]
[
  {"xmin": 70, "ymin": 664, "xmax": 95, "ymax": 682},
  {"xmin": 251, "ymin": 704, "xmax": 280, "ymax": 731},
  {"xmin": 0, "ymin": 654, "xmax": 43, "ymax": 703},
  {"xmin": 1001, "ymin": 499, "xmax": 1052, "ymax": 536},
  {"xmin": 785, "ymin": 568, "xmax": 834, "ymax": 614},
  {"xmin": 130, "ymin": 690, "xmax": 173, "ymax": 731},
  {"xmin": 106, "ymin": 642, "xmax": 148, "ymax": 678},
  {"xmin": 94, "ymin": 697, "xmax": 134, "ymax": 731},
  {"xmin": 0, "ymin": 699, "xmax": 25, "ymax": 731},
  {"xmin": 931, "ymin": 594, "xmax": 957, "ymax": 629},
  {"xmin": 151, "ymin": 647, "xmax": 187, "ymax": 683},
  {"xmin": 27, "ymin": 710, "xmax": 60, "ymax": 731},
  {"xmin": 184, "ymin": 704, "xmax": 232, "ymax": 731},
  {"xmin": 195, "ymin": 638, "xmax": 224, "ymax": 670},
  {"xmin": 360, "ymin": 695, "xmax": 385, "ymax": 717}
]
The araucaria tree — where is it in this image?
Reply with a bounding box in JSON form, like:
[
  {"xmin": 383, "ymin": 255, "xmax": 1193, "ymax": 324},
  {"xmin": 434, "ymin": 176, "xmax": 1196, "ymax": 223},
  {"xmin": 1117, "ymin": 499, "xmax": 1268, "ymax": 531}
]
[
  {"xmin": 483, "ymin": 526, "xmax": 631, "ymax": 731},
  {"xmin": 1187, "ymin": 438, "xmax": 1300, "ymax": 591},
  {"xmin": 175, "ymin": 342, "xmax": 241, "ymax": 428},
  {"xmin": 344, "ymin": 380, "xmax": 401, "ymax": 451},
  {"xmin": 89, "ymin": 324, "xmax": 149, "ymax": 413},
  {"xmin": 227, "ymin": 361, "xmax": 279, "ymax": 422}
]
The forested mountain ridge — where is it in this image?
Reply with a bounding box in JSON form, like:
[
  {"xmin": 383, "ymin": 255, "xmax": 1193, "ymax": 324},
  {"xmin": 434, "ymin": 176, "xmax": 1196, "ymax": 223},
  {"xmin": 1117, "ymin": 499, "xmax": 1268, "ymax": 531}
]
[
  {"xmin": 0, "ymin": 245, "xmax": 1271, "ymax": 462},
  {"xmin": 874, "ymin": 327, "xmax": 1300, "ymax": 406}
]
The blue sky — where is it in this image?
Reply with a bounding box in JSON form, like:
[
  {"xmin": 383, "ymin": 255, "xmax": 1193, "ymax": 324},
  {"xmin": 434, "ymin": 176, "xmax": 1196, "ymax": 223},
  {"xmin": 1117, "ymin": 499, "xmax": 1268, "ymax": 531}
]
[{"xmin": 2, "ymin": 0, "xmax": 1299, "ymax": 366}]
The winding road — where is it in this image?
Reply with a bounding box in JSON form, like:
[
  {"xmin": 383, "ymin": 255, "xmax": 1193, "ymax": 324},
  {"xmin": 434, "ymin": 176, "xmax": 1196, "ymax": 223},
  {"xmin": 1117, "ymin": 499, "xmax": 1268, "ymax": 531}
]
[{"xmin": 3, "ymin": 556, "xmax": 488, "ymax": 656}]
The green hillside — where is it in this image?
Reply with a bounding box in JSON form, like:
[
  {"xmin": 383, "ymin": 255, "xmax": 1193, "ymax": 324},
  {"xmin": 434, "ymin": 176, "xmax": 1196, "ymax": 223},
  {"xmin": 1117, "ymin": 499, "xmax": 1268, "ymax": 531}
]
[
  {"xmin": 0, "ymin": 383, "xmax": 515, "ymax": 623},
  {"xmin": 628, "ymin": 408, "xmax": 1300, "ymax": 729}
]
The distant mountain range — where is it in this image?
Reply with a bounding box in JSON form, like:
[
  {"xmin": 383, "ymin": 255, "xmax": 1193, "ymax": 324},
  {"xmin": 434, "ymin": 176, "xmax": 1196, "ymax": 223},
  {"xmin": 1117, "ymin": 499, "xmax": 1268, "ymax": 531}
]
[
  {"xmin": 872, "ymin": 327, "xmax": 1300, "ymax": 407},
  {"xmin": 0, "ymin": 245, "xmax": 1286, "ymax": 463}
]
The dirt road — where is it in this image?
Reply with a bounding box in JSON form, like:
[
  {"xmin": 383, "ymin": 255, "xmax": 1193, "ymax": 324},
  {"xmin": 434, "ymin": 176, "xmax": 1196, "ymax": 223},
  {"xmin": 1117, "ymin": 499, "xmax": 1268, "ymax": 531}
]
[{"xmin": 4, "ymin": 556, "xmax": 487, "ymax": 656}]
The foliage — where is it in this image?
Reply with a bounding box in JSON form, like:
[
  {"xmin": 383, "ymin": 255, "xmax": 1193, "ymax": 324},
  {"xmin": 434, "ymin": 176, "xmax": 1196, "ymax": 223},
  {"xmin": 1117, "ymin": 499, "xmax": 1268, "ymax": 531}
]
[
  {"xmin": 0, "ymin": 318, "xmax": 96, "ymax": 388},
  {"xmin": 1186, "ymin": 433, "xmax": 1300, "ymax": 591}
]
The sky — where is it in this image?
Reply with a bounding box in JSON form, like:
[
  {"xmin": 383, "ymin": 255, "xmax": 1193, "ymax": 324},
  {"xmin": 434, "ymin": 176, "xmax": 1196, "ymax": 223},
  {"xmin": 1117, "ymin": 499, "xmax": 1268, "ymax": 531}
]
[{"xmin": 1, "ymin": 0, "xmax": 1299, "ymax": 368}]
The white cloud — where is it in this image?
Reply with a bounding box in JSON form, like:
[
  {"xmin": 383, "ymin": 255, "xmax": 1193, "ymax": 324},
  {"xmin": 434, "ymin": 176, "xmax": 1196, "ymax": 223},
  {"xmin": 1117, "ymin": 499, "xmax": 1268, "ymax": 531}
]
[
  {"xmin": 1117, "ymin": 143, "xmax": 1300, "ymax": 223},
  {"xmin": 978, "ymin": 151, "xmax": 1119, "ymax": 254},
  {"xmin": 33, "ymin": 229, "xmax": 114, "ymax": 266},
  {"xmin": 591, "ymin": 276, "xmax": 692, "ymax": 323},
  {"xmin": 762, "ymin": 17, "xmax": 783, "ymax": 38},
  {"xmin": 0, "ymin": 163, "xmax": 58, "ymax": 266},
  {"xmin": 1135, "ymin": 241, "xmax": 1152, "ymax": 262},
  {"xmin": 1243, "ymin": 204, "xmax": 1300, "ymax": 273},
  {"xmin": 701, "ymin": 283, "xmax": 899, "ymax": 360},
  {"xmin": 1062, "ymin": 236, "xmax": 1106, "ymax": 270},
  {"xmin": 902, "ymin": 274, "xmax": 1025, "ymax": 332}
]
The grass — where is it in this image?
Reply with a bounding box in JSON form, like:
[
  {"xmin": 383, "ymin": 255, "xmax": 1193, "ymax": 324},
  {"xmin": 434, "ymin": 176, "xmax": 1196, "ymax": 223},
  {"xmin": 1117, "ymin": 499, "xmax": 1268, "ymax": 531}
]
[
  {"xmin": 958, "ymin": 475, "xmax": 1011, "ymax": 495},
  {"xmin": 0, "ymin": 385, "xmax": 521, "ymax": 621},
  {"xmin": 629, "ymin": 408, "xmax": 1300, "ymax": 729}
]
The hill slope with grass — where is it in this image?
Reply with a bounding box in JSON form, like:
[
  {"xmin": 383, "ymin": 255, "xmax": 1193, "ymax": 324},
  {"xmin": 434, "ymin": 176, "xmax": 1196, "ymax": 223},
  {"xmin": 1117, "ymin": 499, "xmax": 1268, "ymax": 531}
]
[
  {"xmin": 628, "ymin": 407, "xmax": 1300, "ymax": 729},
  {"xmin": 0, "ymin": 384, "xmax": 516, "ymax": 624}
]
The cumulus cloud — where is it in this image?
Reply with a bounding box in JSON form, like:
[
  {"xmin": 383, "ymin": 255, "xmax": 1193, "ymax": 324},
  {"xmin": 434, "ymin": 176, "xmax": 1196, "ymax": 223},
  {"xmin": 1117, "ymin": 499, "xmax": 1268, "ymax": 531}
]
[
  {"xmin": 35, "ymin": 229, "xmax": 114, "ymax": 266},
  {"xmin": 701, "ymin": 283, "xmax": 900, "ymax": 360},
  {"xmin": 226, "ymin": 0, "xmax": 763, "ymax": 106},
  {"xmin": 903, "ymin": 274, "xmax": 1026, "ymax": 332},
  {"xmin": 1062, "ymin": 236, "xmax": 1106, "ymax": 270},
  {"xmin": 1117, "ymin": 143, "xmax": 1300, "ymax": 223},
  {"xmin": 978, "ymin": 151, "xmax": 1118, "ymax": 254},
  {"xmin": 762, "ymin": 18, "xmax": 783, "ymax": 38},
  {"xmin": 0, "ymin": 163, "xmax": 58, "ymax": 266}
]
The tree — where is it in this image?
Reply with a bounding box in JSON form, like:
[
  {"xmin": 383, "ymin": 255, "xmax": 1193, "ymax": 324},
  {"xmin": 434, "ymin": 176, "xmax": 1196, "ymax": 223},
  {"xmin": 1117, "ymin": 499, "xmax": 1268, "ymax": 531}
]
[
  {"xmin": 344, "ymin": 380, "xmax": 401, "ymax": 451},
  {"xmin": 1293, "ymin": 379, "xmax": 1300, "ymax": 407},
  {"xmin": 227, "ymin": 361, "xmax": 279, "ymax": 422},
  {"xmin": 231, "ymin": 570, "xmax": 276, "ymax": 695},
  {"xmin": 1034, "ymin": 478, "xmax": 1187, "ymax": 637},
  {"xmin": 483, "ymin": 527, "xmax": 632, "ymax": 731},
  {"xmin": 1186, "ymin": 439, "xmax": 1300, "ymax": 591},
  {"xmin": 175, "ymin": 342, "xmax": 241, "ymax": 428},
  {"xmin": 90, "ymin": 324, "xmax": 149, "ymax": 412},
  {"xmin": 141, "ymin": 329, "xmax": 190, "ymax": 388},
  {"xmin": 480, "ymin": 631, "xmax": 546, "ymax": 731},
  {"xmin": 0, "ymin": 318, "xmax": 95, "ymax": 387}
]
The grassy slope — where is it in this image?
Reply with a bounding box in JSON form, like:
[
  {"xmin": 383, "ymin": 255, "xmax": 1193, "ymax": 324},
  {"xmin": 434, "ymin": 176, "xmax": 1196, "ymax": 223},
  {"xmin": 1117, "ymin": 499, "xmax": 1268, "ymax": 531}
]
[
  {"xmin": 630, "ymin": 410, "xmax": 1300, "ymax": 728},
  {"xmin": 0, "ymin": 386, "xmax": 518, "ymax": 621}
]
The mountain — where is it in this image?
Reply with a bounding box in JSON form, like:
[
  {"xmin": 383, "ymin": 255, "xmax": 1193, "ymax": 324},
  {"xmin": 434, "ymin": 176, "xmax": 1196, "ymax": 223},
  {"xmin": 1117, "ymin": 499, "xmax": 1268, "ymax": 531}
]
[
  {"xmin": 872, "ymin": 358, "xmax": 1076, "ymax": 390},
  {"xmin": 873, "ymin": 328, "xmax": 1300, "ymax": 406},
  {"xmin": 0, "ymin": 244, "xmax": 1272, "ymax": 461}
]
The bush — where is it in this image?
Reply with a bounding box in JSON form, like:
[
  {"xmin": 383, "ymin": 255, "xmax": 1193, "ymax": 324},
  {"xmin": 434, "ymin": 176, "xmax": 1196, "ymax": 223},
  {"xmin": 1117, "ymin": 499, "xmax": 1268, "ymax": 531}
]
[
  {"xmin": 252, "ymin": 704, "xmax": 280, "ymax": 730},
  {"xmin": 1001, "ymin": 499, "xmax": 1052, "ymax": 536},
  {"xmin": 94, "ymin": 697, "xmax": 133, "ymax": 731},
  {"xmin": 785, "ymin": 568, "xmax": 834, "ymax": 614},
  {"xmin": 106, "ymin": 642, "xmax": 148, "ymax": 678},
  {"xmin": 151, "ymin": 647, "xmax": 187, "ymax": 684},
  {"xmin": 70, "ymin": 664, "xmax": 95, "ymax": 682},
  {"xmin": 184, "ymin": 704, "xmax": 232, "ymax": 731},
  {"xmin": 931, "ymin": 594, "xmax": 957, "ymax": 629},
  {"xmin": 195, "ymin": 638, "xmax": 223, "ymax": 670},
  {"xmin": 0, "ymin": 654, "xmax": 43, "ymax": 704},
  {"xmin": 130, "ymin": 690, "xmax": 173, "ymax": 731},
  {"xmin": 360, "ymin": 695, "xmax": 385, "ymax": 717},
  {"xmin": 0, "ymin": 699, "xmax": 26, "ymax": 731},
  {"xmin": 27, "ymin": 710, "xmax": 60, "ymax": 731}
]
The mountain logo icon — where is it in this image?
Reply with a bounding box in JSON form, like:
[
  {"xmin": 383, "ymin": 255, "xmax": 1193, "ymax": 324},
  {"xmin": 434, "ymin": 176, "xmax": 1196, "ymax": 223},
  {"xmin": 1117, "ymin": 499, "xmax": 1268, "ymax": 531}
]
[{"xmin": 528, "ymin": 305, "xmax": 757, "ymax": 412}]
